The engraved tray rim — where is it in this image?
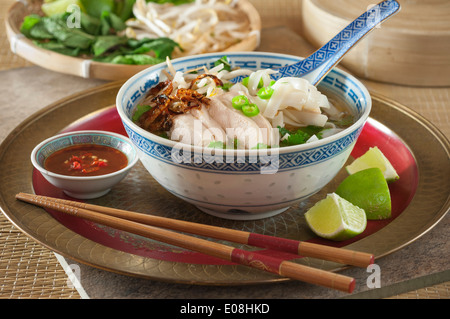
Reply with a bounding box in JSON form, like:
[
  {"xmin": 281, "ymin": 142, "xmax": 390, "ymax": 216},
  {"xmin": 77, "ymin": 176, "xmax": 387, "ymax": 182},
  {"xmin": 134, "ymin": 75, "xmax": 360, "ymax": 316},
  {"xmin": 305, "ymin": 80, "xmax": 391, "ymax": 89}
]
[{"xmin": 1, "ymin": 81, "xmax": 449, "ymax": 286}]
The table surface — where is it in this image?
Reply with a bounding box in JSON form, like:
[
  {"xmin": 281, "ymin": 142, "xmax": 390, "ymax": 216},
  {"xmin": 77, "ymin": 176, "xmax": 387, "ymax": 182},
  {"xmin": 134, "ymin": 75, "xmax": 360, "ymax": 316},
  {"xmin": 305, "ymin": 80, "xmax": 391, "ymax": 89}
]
[{"xmin": 0, "ymin": 0, "xmax": 449, "ymax": 299}]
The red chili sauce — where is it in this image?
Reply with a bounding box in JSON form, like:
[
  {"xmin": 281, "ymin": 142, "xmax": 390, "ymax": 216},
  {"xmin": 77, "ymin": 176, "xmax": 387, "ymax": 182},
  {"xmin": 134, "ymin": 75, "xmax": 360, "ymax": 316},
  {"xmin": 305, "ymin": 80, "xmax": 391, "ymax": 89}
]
[{"xmin": 44, "ymin": 144, "xmax": 128, "ymax": 177}]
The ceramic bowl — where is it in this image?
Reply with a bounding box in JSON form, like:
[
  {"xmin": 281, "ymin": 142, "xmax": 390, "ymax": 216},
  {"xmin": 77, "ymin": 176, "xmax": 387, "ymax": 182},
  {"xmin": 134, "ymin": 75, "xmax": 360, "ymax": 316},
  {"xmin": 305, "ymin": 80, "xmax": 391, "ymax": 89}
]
[
  {"xmin": 31, "ymin": 130, "xmax": 138, "ymax": 199},
  {"xmin": 116, "ymin": 52, "xmax": 372, "ymax": 220}
]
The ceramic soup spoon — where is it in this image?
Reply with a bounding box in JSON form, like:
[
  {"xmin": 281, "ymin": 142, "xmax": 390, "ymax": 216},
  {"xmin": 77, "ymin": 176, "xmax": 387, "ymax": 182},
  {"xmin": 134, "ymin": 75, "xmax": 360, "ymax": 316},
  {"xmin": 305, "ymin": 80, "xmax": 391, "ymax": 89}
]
[{"xmin": 234, "ymin": 0, "xmax": 401, "ymax": 86}]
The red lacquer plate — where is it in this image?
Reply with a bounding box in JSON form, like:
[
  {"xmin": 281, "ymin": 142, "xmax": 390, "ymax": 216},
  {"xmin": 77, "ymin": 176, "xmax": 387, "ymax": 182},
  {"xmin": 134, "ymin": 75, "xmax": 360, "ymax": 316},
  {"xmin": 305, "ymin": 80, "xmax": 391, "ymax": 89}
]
[
  {"xmin": 1, "ymin": 84, "xmax": 448, "ymax": 284},
  {"xmin": 32, "ymin": 106, "xmax": 419, "ymax": 265}
]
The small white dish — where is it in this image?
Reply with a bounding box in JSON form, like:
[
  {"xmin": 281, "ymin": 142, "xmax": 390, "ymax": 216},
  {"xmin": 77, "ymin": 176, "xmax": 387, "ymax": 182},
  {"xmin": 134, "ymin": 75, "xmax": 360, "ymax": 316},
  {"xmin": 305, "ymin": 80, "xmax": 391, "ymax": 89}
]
[{"xmin": 31, "ymin": 130, "xmax": 138, "ymax": 199}]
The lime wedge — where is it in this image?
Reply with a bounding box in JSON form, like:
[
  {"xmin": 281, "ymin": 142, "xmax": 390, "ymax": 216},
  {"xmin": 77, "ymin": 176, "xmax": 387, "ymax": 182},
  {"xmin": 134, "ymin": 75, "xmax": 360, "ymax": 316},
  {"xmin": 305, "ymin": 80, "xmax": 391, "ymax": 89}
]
[
  {"xmin": 305, "ymin": 193, "xmax": 367, "ymax": 241},
  {"xmin": 336, "ymin": 168, "xmax": 391, "ymax": 220},
  {"xmin": 42, "ymin": 0, "xmax": 82, "ymax": 17},
  {"xmin": 346, "ymin": 146, "xmax": 399, "ymax": 182}
]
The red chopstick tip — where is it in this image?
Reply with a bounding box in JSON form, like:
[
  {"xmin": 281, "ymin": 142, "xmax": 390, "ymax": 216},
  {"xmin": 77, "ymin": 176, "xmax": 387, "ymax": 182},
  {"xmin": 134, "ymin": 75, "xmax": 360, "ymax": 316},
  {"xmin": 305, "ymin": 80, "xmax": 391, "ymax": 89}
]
[
  {"xmin": 369, "ymin": 254, "xmax": 375, "ymax": 265},
  {"xmin": 348, "ymin": 278, "xmax": 356, "ymax": 293}
]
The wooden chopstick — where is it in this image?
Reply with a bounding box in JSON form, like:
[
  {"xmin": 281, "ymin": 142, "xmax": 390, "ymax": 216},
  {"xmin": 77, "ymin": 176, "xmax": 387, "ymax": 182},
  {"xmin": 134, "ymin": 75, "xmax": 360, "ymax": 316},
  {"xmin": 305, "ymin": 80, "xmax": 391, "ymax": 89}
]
[
  {"xmin": 15, "ymin": 192, "xmax": 374, "ymax": 268},
  {"xmin": 16, "ymin": 192, "xmax": 356, "ymax": 293}
]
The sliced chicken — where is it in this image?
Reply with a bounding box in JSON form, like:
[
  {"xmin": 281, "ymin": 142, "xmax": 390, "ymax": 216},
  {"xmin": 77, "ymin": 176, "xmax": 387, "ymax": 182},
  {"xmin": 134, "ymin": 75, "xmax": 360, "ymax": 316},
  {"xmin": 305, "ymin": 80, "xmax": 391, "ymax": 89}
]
[
  {"xmin": 207, "ymin": 98, "xmax": 263, "ymax": 149},
  {"xmin": 215, "ymin": 87, "xmax": 277, "ymax": 147},
  {"xmin": 170, "ymin": 113, "xmax": 213, "ymax": 147},
  {"xmin": 189, "ymin": 106, "xmax": 226, "ymax": 143}
]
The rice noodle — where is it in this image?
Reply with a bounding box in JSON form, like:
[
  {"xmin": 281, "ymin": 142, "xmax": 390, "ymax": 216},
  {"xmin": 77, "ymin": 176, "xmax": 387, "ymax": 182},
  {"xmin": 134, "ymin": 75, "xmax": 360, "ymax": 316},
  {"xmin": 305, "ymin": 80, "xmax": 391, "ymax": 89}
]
[
  {"xmin": 172, "ymin": 62, "xmax": 337, "ymax": 128},
  {"xmin": 136, "ymin": 59, "xmax": 353, "ymax": 149}
]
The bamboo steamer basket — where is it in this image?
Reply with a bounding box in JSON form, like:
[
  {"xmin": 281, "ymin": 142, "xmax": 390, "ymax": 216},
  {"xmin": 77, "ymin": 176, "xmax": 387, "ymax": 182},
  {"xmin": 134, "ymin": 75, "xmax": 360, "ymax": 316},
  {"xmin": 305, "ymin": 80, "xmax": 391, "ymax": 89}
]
[
  {"xmin": 6, "ymin": 0, "xmax": 261, "ymax": 81},
  {"xmin": 302, "ymin": 0, "xmax": 450, "ymax": 87}
]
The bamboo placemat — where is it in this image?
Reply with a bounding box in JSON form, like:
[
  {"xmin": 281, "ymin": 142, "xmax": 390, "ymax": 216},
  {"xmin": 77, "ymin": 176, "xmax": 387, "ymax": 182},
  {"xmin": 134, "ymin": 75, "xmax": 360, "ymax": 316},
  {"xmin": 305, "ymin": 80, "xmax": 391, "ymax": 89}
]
[
  {"xmin": 389, "ymin": 281, "xmax": 450, "ymax": 299},
  {"xmin": 0, "ymin": 0, "xmax": 81, "ymax": 299},
  {"xmin": 0, "ymin": 1, "xmax": 32, "ymax": 71},
  {"xmin": 0, "ymin": 219, "xmax": 82, "ymax": 298},
  {"xmin": 0, "ymin": 0, "xmax": 448, "ymax": 299}
]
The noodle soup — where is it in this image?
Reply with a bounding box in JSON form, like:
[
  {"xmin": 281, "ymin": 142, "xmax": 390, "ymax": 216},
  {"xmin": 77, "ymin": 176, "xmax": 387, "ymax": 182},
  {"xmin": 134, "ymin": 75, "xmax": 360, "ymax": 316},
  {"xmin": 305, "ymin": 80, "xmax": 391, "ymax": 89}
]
[
  {"xmin": 132, "ymin": 57, "xmax": 355, "ymax": 150},
  {"xmin": 116, "ymin": 52, "xmax": 371, "ymax": 219}
]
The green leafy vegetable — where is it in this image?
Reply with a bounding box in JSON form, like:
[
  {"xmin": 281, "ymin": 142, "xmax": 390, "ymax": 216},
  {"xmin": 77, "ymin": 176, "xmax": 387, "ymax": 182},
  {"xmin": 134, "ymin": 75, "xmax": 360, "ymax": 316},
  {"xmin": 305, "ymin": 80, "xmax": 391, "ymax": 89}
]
[
  {"xmin": 109, "ymin": 54, "xmax": 164, "ymax": 65},
  {"xmin": 93, "ymin": 37, "xmax": 179, "ymax": 64},
  {"xmin": 30, "ymin": 21, "xmax": 55, "ymax": 39},
  {"xmin": 80, "ymin": 0, "xmax": 115, "ymax": 19},
  {"xmin": 79, "ymin": 11, "xmax": 101, "ymax": 35},
  {"xmin": 20, "ymin": 15, "xmax": 47, "ymax": 38},
  {"xmin": 33, "ymin": 40, "xmax": 81, "ymax": 56},
  {"xmin": 20, "ymin": 2, "xmax": 181, "ymax": 66},
  {"xmin": 41, "ymin": 14, "xmax": 95, "ymax": 49},
  {"xmin": 297, "ymin": 125, "xmax": 324, "ymax": 139},
  {"xmin": 114, "ymin": 0, "xmax": 136, "ymax": 21},
  {"xmin": 278, "ymin": 125, "xmax": 324, "ymax": 147},
  {"xmin": 81, "ymin": 0, "xmax": 135, "ymax": 22},
  {"xmin": 146, "ymin": 0, "xmax": 194, "ymax": 5},
  {"xmin": 99, "ymin": 11, "xmax": 126, "ymax": 35},
  {"xmin": 132, "ymin": 104, "xmax": 152, "ymax": 122},
  {"xmin": 128, "ymin": 37, "xmax": 181, "ymax": 58},
  {"xmin": 92, "ymin": 35, "xmax": 128, "ymax": 56}
]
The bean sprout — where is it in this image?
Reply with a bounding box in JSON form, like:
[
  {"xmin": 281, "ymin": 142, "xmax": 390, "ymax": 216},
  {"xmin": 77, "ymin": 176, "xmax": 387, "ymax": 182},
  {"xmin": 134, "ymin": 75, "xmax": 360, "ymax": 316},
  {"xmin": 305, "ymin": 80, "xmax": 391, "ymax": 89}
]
[{"xmin": 125, "ymin": 0, "xmax": 252, "ymax": 56}]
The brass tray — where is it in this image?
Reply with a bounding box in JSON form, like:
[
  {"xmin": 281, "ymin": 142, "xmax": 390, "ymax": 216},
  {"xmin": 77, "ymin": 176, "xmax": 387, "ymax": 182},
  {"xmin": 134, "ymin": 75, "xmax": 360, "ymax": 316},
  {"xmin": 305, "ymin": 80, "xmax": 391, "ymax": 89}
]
[{"xmin": 0, "ymin": 81, "xmax": 449, "ymax": 285}]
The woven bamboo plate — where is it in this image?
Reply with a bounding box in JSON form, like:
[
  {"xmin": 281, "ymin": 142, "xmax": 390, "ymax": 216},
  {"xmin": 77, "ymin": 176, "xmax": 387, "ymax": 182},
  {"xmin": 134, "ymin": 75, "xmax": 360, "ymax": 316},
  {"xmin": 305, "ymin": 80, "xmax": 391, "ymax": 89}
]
[
  {"xmin": 0, "ymin": 81, "xmax": 448, "ymax": 285},
  {"xmin": 5, "ymin": 0, "xmax": 261, "ymax": 81}
]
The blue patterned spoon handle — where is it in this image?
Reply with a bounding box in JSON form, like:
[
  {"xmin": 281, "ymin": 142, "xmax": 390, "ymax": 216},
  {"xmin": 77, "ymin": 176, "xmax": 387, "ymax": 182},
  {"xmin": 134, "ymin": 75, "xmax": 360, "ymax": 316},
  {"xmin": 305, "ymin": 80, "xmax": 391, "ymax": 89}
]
[{"xmin": 275, "ymin": 0, "xmax": 401, "ymax": 85}]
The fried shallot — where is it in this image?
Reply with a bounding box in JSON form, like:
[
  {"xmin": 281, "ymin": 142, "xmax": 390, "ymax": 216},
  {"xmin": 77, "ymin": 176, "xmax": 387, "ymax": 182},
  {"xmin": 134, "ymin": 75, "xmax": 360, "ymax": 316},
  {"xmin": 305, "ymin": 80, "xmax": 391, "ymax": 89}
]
[{"xmin": 137, "ymin": 80, "xmax": 211, "ymax": 133}]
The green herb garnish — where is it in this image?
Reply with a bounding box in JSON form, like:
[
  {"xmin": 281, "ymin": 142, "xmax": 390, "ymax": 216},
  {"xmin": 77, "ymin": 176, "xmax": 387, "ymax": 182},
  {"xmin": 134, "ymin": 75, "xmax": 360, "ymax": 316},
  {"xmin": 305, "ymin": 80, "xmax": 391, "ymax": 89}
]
[
  {"xmin": 214, "ymin": 55, "xmax": 231, "ymax": 71},
  {"xmin": 208, "ymin": 141, "xmax": 225, "ymax": 149},
  {"xmin": 218, "ymin": 82, "xmax": 233, "ymax": 91},
  {"xmin": 132, "ymin": 104, "xmax": 152, "ymax": 122},
  {"xmin": 252, "ymin": 143, "xmax": 269, "ymax": 150},
  {"xmin": 278, "ymin": 125, "xmax": 324, "ymax": 147}
]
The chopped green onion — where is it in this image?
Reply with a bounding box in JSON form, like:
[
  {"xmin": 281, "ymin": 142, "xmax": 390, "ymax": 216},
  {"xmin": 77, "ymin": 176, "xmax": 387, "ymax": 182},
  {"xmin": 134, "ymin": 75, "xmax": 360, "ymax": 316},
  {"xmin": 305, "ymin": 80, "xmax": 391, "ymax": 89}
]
[
  {"xmin": 257, "ymin": 86, "xmax": 274, "ymax": 99},
  {"xmin": 241, "ymin": 77, "xmax": 263, "ymax": 88},
  {"xmin": 257, "ymin": 78, "xmax": 264, "ymax": 89},
  {"xmin": 242, "ymin": 103, "xmax": 260, "ymax": 117},
  {"xmin": 231, "ymin": 95, "xmax": 249, "ymax": 110}
]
